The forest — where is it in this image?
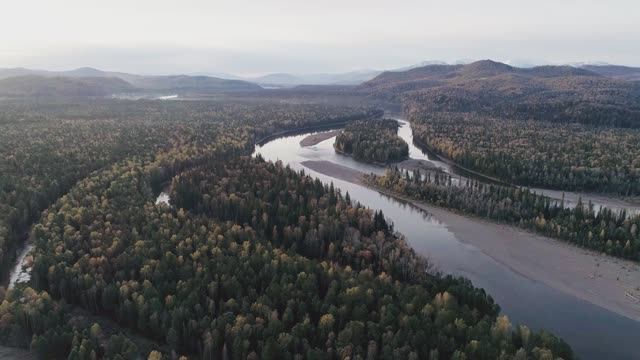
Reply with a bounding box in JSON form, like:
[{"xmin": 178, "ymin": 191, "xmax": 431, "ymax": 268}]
[
  {"xmin": 334, "ymin": 119, "xmax": 408, "ymax": 164},
  {"xmin": 408, "ymin": 111, "xmax": 640, "ymax": 195},
  {"xmin": 0, "ymin": 100, "xmax": 375, "ymax": 282},
  {"xmin": 362, "ymin": 60, "xmax": 640, "ymax": 128},
  {"xmin": 0, "ymin": 99, "xmax": 572, "ymax": 359},
  {"xmin": 365, "ymin": 167, "xmax": 640, "ymax": 261}
]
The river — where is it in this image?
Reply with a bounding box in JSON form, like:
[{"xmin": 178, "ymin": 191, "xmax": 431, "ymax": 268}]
[
  {"xmin": 7, "ymin": 116, "xmax": 640, "ymax": 359},
  {"xmin": 392, "ymin": 116, "xmax": 640, "ymax": 215},
  {"xmin": 252, "ymin": 118, "xmax": 640, "ymax": 360}
]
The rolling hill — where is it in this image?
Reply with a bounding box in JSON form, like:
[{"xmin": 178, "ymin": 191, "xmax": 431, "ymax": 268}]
[
  {"xmin": 359, "ymin": 60, "xmax": 640, "ymax": 127},
  {"xmin": 0, "ymin": 75, "xmax": 135, "ymax": 97},
  {"xmin": 125, "ymin": 74, "xmax": 261, "ymax": 91},
  {"xmin": 579, "ymin": 64, "xmax": 640, "ymax": 81},
  {"xmin": 249, "ymin": 70, "xmax": 381, "ymax": 86},
  {"xmin": 0, "ymin": 67, "xmax": 262, "ymax": 95}
]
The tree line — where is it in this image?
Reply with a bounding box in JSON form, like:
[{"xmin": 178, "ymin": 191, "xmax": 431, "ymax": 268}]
[
  {"xmin": 334, "ymin": 119, "xmax": 408, "ymax": 164},
  {"xmin": 366, "ymin": 167, "xmax": 640, "ymax": 261},
  {"xmin": 408, "ymin": 111, "xmax": 640, "ymax": 195}
]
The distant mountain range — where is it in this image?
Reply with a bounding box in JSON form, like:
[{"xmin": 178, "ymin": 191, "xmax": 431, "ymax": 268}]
[
  {"xmin": 360, "ymin": 60, "xmax": 599, "ymax": 92},
  {"xmin": 241, "ymin": 62, "xmax": 455, "ymax": 86},
  {"xmin": 578, "ymin": 64, "xmax": 640, "ymax": 81},
  {"xmin": 0, "ymin": 75, "xmax": 135, "ymax": 97},
  {"xmin": 359, "ymin": 59, "xmax": 640, "ymax": 127},
  {"xmin": 244, "ymin": 70, "xmax": 383, "ymax": 87},
  {"xmin": 1, "ymin": 61, "xmax": 638, "ymax": 98},
  {"xmin": 0, "ymin": 67, "xmax": 261, "ymax": 97},
  {"xmin": 242, "ymin": 61, "xmax": 640, "ymax": 87},
  {"xmin": 0, "ymin": 67, "xmax": 382, "ymax": 93}
]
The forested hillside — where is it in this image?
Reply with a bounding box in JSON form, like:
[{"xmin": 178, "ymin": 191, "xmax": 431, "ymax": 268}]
[
  {"xmin": 125, "ymin": 75, "xmax": 261, "ymax": 92},
  {"xmin": 0, "ymin": 76, "xmax": 135, "ymax": 97},
  {"xmin": 0, "ymin": 99, "xmax": 572, "ymax": 359},
  {"xmin": 409, "ymin": 111, "xmax": 640, "ymax": 195},
  {"xmin": 580, "ymin": 65, "xmax": 640, "ymax": 81},
  {"xmin": 0, "ymin": 100, "xmax": 373, "ymax": 283},
  {"xmin": 0, "ymin": 68, "xmax": 262, "ymax": 96},
  {"xmin": 334, "ymin": 119, "xmax": 408, "ymax": 164},
  {"xmin": 358, "ymin": 60, "xmax": 640, "ymax": 194},
  {"xmin": 361, "ymin": 60, "xmax": 640, "ymax": 128}
]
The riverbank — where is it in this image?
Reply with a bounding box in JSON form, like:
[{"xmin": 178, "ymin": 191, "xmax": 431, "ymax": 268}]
[
  {"xmin": 301, "ymin": 159, "xmax": 640, "ymax": 322},
  {"xmin": 410, "ymin": 134, "xmax": 512, "ymax": 186},
  {"xmin": 7, "ymin": 241, "xmax": 33, "ymax": 289},
  {"xmin": 254, "ymin": 110, "xmax": 383, "ymax": 146},
  {"xmin": 397, "ymin": 158, "xmax": 440, "ymax": 172},
  {"xmin": 299, "ymin": 130, "xmax": 341, "ymax": 147},
  {"xmin": 408, "ymin": 123, "xmax": 640, "ymax": 213}
]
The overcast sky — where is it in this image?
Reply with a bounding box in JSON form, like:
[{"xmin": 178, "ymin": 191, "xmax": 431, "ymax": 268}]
[{"xmin": 1, "ymin": 0, "xmax": 638, "ymax": 75}]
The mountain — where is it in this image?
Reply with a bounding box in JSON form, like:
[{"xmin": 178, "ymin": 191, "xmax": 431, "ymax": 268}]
[
  {"xmin": 251, "ymin": 73, "xmax": 304, "ymax": 86},
  {"xmin": 361, "ymin": 60, "xmax": 598, "ymax": 91},
  {"xmin": 360, "ymin": 59, "xmax": 640, "ymax": 127},
  {"xmin": 0, "ymin": 67, "xmax": 51, "ymax": 79},
  {"xmin": 391, "ymin": 60, "xmax": 448, "ymax": 72},
  {"xmin": 187, "ymin": 71, "xmax": 243, "ymax": 80},
  {"xmin": 0, "ymin": 67, "xmax": 261, "ymax": 94},
  {"xmin": 62, "ymin": 68, "xmax": 261, "ymax": 91},
  {"xmin": 248, "ymin": 63, "xmax": 466, "ymax": 86},
  {"xmin": 124, "ymin": 75, "xmax": 261, "ymax": 91},
  {"xmin": 579, "ymin": 65, "xmax": 640, "ymax": 81},
  {"xmin": 0, "ymin": 75, "xmax": 135, "ymax": 97},
  {"xmin": 249, "ymin": 70, "xmax": 381, "ymax": 86},
  {"xmin": 63, "ymin": 67, "xmax": 117, "ymax": 77},
  {"xmin": 0, "ymin": 67, "xmax": 126, "ymax": 81}
]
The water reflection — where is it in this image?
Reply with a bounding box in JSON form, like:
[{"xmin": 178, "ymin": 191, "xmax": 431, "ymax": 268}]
[{"xmin": 253, "ymin": 129, "xmax": 640, "ymax": 360}]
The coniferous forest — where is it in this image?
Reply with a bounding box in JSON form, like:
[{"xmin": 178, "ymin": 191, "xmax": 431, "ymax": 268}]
[
  {"xmin": 366, "ymin": 168, "xmax": 640, "ymax": 261},
  {"xmin": 0, "ymin": 99, "xmax": 573, "ymax": 359},
  {"xmin": 1, "ymin": 0, "xmax": 639, "ymax": 355},
  {"xmin": 0, "ymin": 100, "xmax": 376, "ymax": 280},
  {"xmin": 334, "ymin": 119, "xmax": 408, "ymax": 164},
  {"xmin": 407, "ymin": 111, "xmax": 640, "ymax": 195}
]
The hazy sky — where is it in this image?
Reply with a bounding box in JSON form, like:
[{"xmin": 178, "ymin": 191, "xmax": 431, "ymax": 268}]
[{"xmin": 1, "ymin": 0, "xmax": 638, "ymax": 75}]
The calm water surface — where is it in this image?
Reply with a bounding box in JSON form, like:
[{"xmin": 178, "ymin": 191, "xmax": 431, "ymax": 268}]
[{"xmin": 253, "ymin": 126, "xmax": 640, "ymax": 360}]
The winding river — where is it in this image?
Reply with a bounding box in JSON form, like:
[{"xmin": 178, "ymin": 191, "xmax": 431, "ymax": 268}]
[
  {"xmin": 253, "ymin": 117, "xmax": 640, "ymax": 360},
  {"xmin": 8, "ymin": 116, "xmax": 640, "ymax": 359}
]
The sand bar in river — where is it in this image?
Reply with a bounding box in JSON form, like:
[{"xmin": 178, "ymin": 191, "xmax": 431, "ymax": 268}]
[
  {"xmin": 301, "ymin": 159, "xmax": 640, "ymax": 322},
  {"xmin": 299, "ymin": 130, "xmax": 341, "ymax": 147}
]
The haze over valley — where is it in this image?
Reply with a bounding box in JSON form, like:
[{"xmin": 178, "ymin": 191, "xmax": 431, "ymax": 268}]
[{"xmin": 1, "ymin": 1, "xmax": 639, "ymax": 359}]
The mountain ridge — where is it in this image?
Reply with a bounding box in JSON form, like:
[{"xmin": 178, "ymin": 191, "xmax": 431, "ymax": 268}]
[
  {"xmin": 360, "ymin": 59, "xmax": 640, "ymax": 127},
  {"xmin": 0, "ymin": 67, "xmax": 261, "ymax": 95},
  {"xmin": 579, "ymin": 64, "xmax": 640, "ymax": 81},
  {"xmin": 0, "ymin": 75, "xmax": 135, "ymax": 97}
]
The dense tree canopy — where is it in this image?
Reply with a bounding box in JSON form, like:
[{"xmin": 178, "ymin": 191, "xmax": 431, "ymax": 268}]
[
  {"xmin": 409, "ymin": 111, "xmax": 640, "ymax": 195},
  {"xmin": 17, "ymin": 155, "xmax": 570, "ymax": 359},
  {"xmin": 361, "ymin": 60, "xmax": 640, "ymax": 128},
  {"xmin": 0, "ymin": 99, "xmax": 572, "ymax": 359},
  {"xmin": 334, "ymin": 119, "xmax": 408, "ymax": 164},
  {"xmin": 366, "ymin": 167, "xmax": 640, "ymax": 261},
  {"xmin": 0, "ymin": 99, "xmax": 373, "ymax": 281}
]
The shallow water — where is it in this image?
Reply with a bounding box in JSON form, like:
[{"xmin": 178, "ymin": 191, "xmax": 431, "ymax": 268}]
[
  {"xmin": 8, "ymin": 242, "xmax": 33, "ymax": 288},
  {"xmin": 253, "ymin": 129, "xmax": 640, "ymax": 360},
  {"xmin": 155, "ymin": 192, "xmax": 171, "ymax": 206}
]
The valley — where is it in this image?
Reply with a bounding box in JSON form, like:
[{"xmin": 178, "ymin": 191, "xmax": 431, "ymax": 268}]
[
  {"xmin": 1, "ymin": 60, "xmax": 640, "ymax": 359},
  {"xmin": 2, "ymin": 0, "xmax": 639, "ymax": 358},
  {"xmin": 255, "ymin": 119, "xmax": 640, "ymax": 359}
]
